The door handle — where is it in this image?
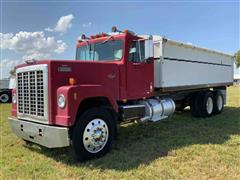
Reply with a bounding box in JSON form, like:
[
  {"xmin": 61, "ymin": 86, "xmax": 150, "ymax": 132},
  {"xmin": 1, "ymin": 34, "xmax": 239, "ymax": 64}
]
[{"xmin": 132, "ymin": 63, "xmax": 141, "ymax": 66}]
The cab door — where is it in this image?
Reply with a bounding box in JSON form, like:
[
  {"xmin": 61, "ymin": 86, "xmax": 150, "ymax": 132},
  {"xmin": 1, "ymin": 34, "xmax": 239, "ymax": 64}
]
[{"xmin": 126, "ymin": 40, "xmax": 154, "ymax": 99}]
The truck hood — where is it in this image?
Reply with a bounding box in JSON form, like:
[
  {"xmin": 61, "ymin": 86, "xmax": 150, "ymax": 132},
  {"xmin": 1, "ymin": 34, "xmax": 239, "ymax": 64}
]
[
  {"xmin": 17, "ymin": 59, "xmax": 120, "ymax": 88},
  {"xmin": 16, "ymin": 59, "xmax": 121, "ymax": 124}
]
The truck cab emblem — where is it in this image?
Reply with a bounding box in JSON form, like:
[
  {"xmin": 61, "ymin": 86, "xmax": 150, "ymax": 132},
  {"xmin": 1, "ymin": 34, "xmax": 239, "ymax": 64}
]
[
  {"xmin": 107, "ymin": 74, "xmax": 116, "ymax": 79},
  {"xmin": 58, "ymin": 66, "xmax": 72, "ymax": 72}
]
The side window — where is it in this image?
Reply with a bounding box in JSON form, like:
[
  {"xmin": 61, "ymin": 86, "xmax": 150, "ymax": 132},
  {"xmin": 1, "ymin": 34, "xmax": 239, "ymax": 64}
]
[{"xmin": 128, "ymin": 41, "xmax": 145, "ymax": 63}]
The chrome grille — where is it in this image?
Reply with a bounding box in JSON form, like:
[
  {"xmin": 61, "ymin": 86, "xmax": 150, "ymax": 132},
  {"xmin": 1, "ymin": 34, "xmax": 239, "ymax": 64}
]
[{"xmin": 17, "ymin": 64, "xmax": 48, "ymax": 124}]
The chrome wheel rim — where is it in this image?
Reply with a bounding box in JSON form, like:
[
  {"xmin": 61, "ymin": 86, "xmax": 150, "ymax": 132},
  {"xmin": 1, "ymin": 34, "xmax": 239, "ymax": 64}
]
[
  {"xmin": 83, "ymin": 118, "xmax": 109, "ymax": 153},
  {"xmin": 217, "ymin": 95, "xmax": 223, "ymax": 111},
  {"xmin": 206, "ymin": 97, "xmax": 213, "ymax": 114},
  {"xmin": 0, "ymin": 94, "xmax": 9, "ymax": 103}
]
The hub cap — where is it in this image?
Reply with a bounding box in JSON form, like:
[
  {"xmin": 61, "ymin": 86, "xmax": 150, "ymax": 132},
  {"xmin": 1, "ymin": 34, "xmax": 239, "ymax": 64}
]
[
  {"xmin": 83, "ymin": 118, "xmax": 109, "ymax": 153},
  {"xmin": 206, "ymin": 97, "xmax": 213, "ymax": 114},
  {"xmin": 217, "ymin": 95, "xmax": 223, "ymax": 111},
  {"xmin": 0, "ymin": 94, "xmax": 9, "ymax": 103}
]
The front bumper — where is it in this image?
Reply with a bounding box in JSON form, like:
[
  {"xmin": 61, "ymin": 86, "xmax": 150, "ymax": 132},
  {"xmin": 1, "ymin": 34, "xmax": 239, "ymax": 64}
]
[{"xmin": 8, "ymin": 117, "xmax": 70, "ymax": 148}]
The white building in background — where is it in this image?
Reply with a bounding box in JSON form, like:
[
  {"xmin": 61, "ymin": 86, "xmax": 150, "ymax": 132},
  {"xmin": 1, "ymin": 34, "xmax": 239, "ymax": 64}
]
[
  {"xmin": 234, "ymin": 63, "xmax": 240, "ymax": 85},
  {"xmin": 234, "ymin": 74, "xmax": 240, "ymax": 85}
]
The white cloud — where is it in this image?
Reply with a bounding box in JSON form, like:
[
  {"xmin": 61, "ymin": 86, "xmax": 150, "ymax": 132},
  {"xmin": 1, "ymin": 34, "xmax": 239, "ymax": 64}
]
[
  {"xmin": 0, "ymin": 59, "xmax": 22, "ymax": 69},
  {"xmin": 0, "ymin": 31, "xmax": 67, "ymax": 60},
  {"xmin": 0, "ymin": 16, "xmax": 72, "ymax": 78},
  {"xmin": 45, "ymin": 14, "xmax": 74, "ymax": 34},
  {"xmin": 22, "ymin": 53, "xmax": 51, "ymax": 60},
  {"xmin": 55, "ymin": 40, "xmax": 67, "ymax": 53},
  {"xmin": 0, "ymin": 59, "xmax": 23, "ymax": 78},
  {"xmin": 82, "ymin": 22, "xmax": 92, "ymax": 28},
  {"xmin": 186, "ymin": 42, "xmax": 193, "ymax": 45},
  {"xmin": 44, "ymin": 27, "xmax": 54, "ymax": 32}
]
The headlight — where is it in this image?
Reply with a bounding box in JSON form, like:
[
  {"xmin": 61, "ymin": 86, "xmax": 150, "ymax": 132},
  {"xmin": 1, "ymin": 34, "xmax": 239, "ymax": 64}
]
[
  {"xmin": 58, "ymin": 94, "xmax": 66, "ymax": 108},
  {"xmin": 12, "ymin": 94, "xmax": 17, "ymax": 104}
]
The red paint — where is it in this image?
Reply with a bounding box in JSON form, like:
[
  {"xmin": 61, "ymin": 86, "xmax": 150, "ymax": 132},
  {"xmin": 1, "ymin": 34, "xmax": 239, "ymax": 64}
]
[
  {"xmin": 11, "ymin": 89, "xmax": 17, "ymax": 117},
  {"xmin": 56, "ymin": 84, "xmax": 119, "ymax": 126},
  {"xmin": 48, "ymin": 60, "xmax": 121, "ymax": 125},
  {"xmin": 125, "ymin": 35, "xmax": 154, "ymax": 99},
  {"xmin": 13, "ymin": 33, "xmax": 154, "ymax": 127}
]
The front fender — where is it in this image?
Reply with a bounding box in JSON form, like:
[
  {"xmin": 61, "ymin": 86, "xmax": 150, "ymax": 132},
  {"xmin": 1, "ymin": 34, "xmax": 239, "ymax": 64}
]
[{"xmin": 55, "ymin": 84, "xmax": 118, "ymax": 126}]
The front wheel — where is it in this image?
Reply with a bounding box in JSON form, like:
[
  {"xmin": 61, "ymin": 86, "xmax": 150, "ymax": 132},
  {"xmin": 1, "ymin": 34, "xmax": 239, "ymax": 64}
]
[{"xmin": 72, "ymin": 107, "xmax": 116, "ymax": 161}]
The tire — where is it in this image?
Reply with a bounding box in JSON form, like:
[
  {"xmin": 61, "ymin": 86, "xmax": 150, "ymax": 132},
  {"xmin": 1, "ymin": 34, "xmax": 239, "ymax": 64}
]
[
  {"xmin": 199, "ymin": 91, "xmax": 214, "ymax": 117},
  {"xmin": 72, "ymin": 107, "xmax": 116, "ymax": 161},
  {"xmin": 213, "ymin": 91, "xmax": 224, "ymax": 114},
  {"xmin": 190, "ymin": 92, "xmax": 202, "ymax": 117},
  {"xmin": 0, "ymin": 93, "xmax": 10, "ymax": 103}
]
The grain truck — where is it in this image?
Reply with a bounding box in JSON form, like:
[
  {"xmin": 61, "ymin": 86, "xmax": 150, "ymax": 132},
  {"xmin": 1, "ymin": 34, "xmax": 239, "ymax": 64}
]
[{"xmin": 8, "ymin": 27, "xmax": 234, "ymax": 161}]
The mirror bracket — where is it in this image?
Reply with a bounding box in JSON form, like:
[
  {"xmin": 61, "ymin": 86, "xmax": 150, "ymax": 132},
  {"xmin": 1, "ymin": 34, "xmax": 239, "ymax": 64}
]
[{"xmin": 144, "ymin": 35, "xmax": 154, "ymax": 63}]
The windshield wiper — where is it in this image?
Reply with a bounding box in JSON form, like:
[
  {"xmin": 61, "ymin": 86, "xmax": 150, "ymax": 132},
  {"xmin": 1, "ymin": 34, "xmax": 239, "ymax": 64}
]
[
  {"xmin": 85, "ymin": 40, "xmax": 90, "ymax": 51},
  {"xmin": 84, "ymin": 40, "xmax": 94, "ymax": 60},
  {"xmin": 101, "ymin": 36, "xmax": 114, "ymax": 44}
]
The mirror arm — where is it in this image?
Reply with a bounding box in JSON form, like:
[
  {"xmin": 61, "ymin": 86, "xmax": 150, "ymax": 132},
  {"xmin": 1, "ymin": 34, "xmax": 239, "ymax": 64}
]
[
  {"xmin": 144, "ymin": 36, "xmax": 154, "ymax": 62},
  {"xmin": 145, "ymin": 57, "xmax": 154, "ymax": 63}
]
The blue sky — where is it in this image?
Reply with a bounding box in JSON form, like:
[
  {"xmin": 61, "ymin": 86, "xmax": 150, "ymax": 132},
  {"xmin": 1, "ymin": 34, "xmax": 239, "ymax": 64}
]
[{"xmin": 0, "ymin": 0, "xmax": 239, "ymax": 78}]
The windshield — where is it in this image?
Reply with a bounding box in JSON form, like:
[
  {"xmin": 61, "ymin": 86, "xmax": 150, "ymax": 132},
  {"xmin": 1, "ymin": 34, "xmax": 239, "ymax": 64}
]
[{"xmin": 76, "ymin": 40, "xmax": 123, "ymax": 61}]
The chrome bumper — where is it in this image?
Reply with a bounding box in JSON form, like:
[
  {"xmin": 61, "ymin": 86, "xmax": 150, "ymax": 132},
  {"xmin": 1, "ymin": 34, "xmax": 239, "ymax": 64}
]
[{"xmin": 8, "ymin": 117, "xmax": 70, "ymax": 148}]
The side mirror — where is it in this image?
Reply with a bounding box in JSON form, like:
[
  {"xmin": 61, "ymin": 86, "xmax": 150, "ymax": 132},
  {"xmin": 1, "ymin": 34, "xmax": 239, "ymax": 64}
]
[{"xmin": 144, "ymin": 36, "xmax": 154, "ymax": 62}]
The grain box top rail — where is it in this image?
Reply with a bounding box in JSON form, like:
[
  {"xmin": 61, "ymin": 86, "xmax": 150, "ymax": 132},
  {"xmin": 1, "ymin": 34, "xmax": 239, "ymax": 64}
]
[{"xmin": 151, "ymin": 35, "xmax": 234, "ymax": 59}]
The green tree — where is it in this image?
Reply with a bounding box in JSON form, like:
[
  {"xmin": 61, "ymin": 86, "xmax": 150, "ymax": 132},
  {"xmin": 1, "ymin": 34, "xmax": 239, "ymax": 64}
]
[
  {"xmin": 9, "ymin": 66, "xmax": 16, "ymax": 77},
  {"xmin": 235, "ymin": 50, "xmax": 240, "ymax": 68}
]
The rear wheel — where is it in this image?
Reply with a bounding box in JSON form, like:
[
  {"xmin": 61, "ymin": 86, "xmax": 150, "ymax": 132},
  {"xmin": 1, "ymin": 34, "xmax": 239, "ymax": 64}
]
[
  {"xmin": 213, "ymin": 91, "xmax": 224, "ymax": 114},
  {"xmin": 190, "ymin": 91, "xmax": 215, "ymax": 118},
  {"xmin": 72, "ymin": 107, "xmax": 116, "ymax": 161},
  {"xmin": 199, "ymin": 91, "xmax": 214, "ymax": 117},
  {"xmin": 190, "ymin": 92, "xmax": 202, "ymax": 117}
]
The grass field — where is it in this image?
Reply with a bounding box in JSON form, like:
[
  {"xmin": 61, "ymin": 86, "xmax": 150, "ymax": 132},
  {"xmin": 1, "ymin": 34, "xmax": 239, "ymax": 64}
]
[{"xmin": 1, "ymin": 87, "xmax": 240, "ymax": 179}]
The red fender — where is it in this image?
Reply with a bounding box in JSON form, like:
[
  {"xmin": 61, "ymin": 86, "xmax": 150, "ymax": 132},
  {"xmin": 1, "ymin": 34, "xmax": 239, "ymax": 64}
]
[{"xmin": 55, "ymin": 84, "xmax": 118, "ymax": 126}]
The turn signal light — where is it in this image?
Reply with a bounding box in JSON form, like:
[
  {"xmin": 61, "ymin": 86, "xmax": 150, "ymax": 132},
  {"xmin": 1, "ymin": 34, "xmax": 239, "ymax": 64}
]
[{"xmin": 69, "ymin": 77, "xmax": 76, "ymax": 85}]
